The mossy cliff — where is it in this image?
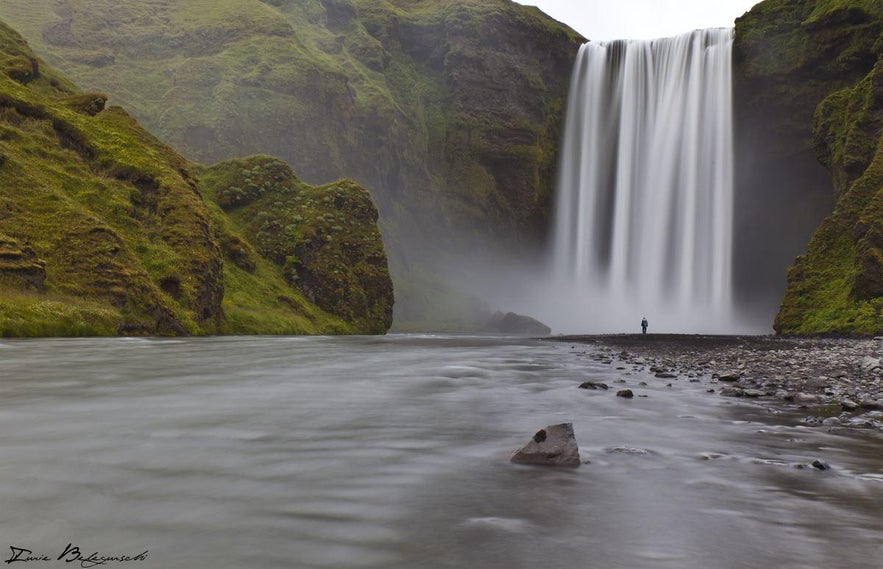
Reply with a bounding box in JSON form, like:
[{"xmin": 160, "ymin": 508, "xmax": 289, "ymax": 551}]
[
  {"xmin": 0, "ymin": 0, "xmax": 583, "ymax": 328},
  {"xmin": 734, "ymin": 0, "xmax": 883, "ymax": 334},
  {"xmin": 0, "ymin": 21, "xmax": 392, "ymax": 336},
  {"xmin": 196, "ymin": 156, "xmax": 393, "ymax": 334}
]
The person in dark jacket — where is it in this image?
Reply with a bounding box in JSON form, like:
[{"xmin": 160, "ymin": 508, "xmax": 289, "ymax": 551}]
[{"xmin": 641, "ymin": 317, "xmax": 648, "ymax": 334}]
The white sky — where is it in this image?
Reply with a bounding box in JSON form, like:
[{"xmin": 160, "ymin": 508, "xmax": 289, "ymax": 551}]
[{"xmin": 513, "ymin": 0, "xmax": 762, "ymax": 41}]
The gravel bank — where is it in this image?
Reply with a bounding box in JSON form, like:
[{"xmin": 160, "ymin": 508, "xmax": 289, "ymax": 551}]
[{"xmin": 552, "ymin": 334, "xmax": 883, "ymax": 430}]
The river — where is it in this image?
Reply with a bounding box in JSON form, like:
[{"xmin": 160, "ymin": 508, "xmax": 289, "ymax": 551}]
[{"xmin": 0, "ymin": 335, "xmax": 881, "ymax": 568}]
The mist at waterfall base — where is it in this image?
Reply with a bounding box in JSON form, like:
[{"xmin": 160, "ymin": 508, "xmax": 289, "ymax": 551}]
[{"xmin": 461, "ymin": 29, "xmax": 779, "ymax": 335}]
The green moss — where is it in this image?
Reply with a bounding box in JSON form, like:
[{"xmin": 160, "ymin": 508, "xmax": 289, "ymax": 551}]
[
  {"xmin": 0, "ymin": 293, "xmax": 121, "ymax": 337},
  {"xmin": 0, "ymin": 19, "xmax": 396, "ymax": 336},
  {"xmin": 775, "ymin": 63, "xmax": 883, "ymax": 335},
  {"xmin": 198, "ymin": 156, "xmax": 393, "ymax": 334}
]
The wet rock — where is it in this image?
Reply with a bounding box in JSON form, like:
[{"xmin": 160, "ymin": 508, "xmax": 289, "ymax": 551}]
[
  {"xmin": 860, "ymin": 356, "xmax": 882, "ymax": 373},
  {"xmin": 860, "ymin": 398, "xmax": 882, "ymax": 410},
  {"xmin": 717, "ymin": 371, "xmax": 741, "ymax": 382},
  {"xmin": 578, "ymin": 381, "xmax": 609, "ymax": 390},
  {"xmin": 655, "ymin": 372, "xmax": 677, "ymax": 379},
  {"xmin": 811, "ymin": 459, "xmax": 830, "ymax": 471},
  {"xmin": 616, "ymin": 389, "xmax": 634, "ymax": 398},
  {"xmin": 822, "ymin": 417, "xmax": 841, "ymax": 427},
  {"xmin": 510, "ymin": 423, "xmax": 581, "ymax": 467},
  {"xmin": 719, "ymin": 386, "xmax": 744, "ymax": 397},
  {"xmin": 841, "ymin": 399, "xmax": 859, "ymax": 411},
  {"xmin": 793, "ymin": 393, "xmax": 820, "ymax": 406},
  {"xmin": 743, "ymin": 389, "xmax": 765, "ymax": 398}
]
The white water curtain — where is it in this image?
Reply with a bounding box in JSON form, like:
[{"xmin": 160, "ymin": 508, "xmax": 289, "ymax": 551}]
[{"xmin": 549, "ymin": 29, "xmax": 734, "ymax": 333}]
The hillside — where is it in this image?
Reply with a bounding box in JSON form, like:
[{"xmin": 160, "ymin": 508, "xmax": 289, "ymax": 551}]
[
  {"xmin": 733, "ymin": 0, "xmax": 883, "ymax": 334},
  {"xmin": 0, "ymin": 0, "xmax": 583, "ymax": 328},
  {"xmin": 0, "ymin": 20, "xmax": 392, "ymax": 336}
]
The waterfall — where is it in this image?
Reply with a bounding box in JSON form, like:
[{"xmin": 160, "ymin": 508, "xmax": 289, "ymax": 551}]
[{"xmin": 548, "ymin": 28, "xmax": 735, "ymax": 333}]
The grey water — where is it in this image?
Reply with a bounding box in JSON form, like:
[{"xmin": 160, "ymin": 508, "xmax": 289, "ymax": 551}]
[{"xmin": 0, "ymin": 335, "xmax": 881, "ymax": 568}]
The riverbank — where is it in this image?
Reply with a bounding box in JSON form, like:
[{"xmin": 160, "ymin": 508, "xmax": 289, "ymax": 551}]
[{"xmin": 551, "ymin": 334, "xmax": 883, "ymax": 429}]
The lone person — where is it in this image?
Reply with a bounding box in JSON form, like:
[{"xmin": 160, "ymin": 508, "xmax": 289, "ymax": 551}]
[{"xmin": 641, "ymin": 317, "xmax": 648, "ymax": 334}]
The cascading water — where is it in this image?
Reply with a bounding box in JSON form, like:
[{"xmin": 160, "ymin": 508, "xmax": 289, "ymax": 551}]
[{"xmin": 547, "ymin": 28, "xmax": 735, "ymax": 333}]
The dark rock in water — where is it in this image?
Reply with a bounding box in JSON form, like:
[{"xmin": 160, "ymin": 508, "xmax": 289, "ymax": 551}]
[
  {"xmin": 616, "ymin": 389, "xmax": 634, "ymax": 399},
  {"xmin": 486, "ymin": 311, "xmax": 552, "ymax": 336},
  {"xmin": 655, "ymin": 372, "xmax": 677, "ymax": 379},
  {"xmin": 510, "ymin": 423, "xmax": 581, "ymax": 467},
  {"xmin": 578, "ymin": 381, "xmax": 609, "ymax": 390},
  {"xmin": 811, "ymin": 459, "xmax": 830, "ymax": 471}
]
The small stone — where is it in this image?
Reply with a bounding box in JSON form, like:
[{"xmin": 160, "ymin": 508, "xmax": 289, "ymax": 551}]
[
  {"xmin": 793, "ymin": 393, "xmax": 820, "ymax": 406},
  {"xmin": 717, "ymin": 371, "xmax": 741, "ymax": 382},
  {"xmin": 743, "ymin": 389, "xmax": 764, "ymax": 398},
  {"xmin": 616, "ymin": 389, "xmax": 634, "ymax": 398},
  {"xmin": 655, "ymin": 372, "xmax": 677, "ymax": 379},
  {"xmin": 860, "ymin": 356, "xmax": 882, "ymax": 373},
  {"xmin": 811, "ymin": 459, "xmax": 830, "ymax": 471},
  {"xmin": 840, "ymin": 399, "xmax": 859, "ymax": 411},
  {"xmin": 719, "ymin": 386, "xmax": 744, "ymax": 397},
  {"xmin": 821, "ymin": 417, "xmax": 841, "ymax": 427},
  {"xmin": 578, "ymin": 381, "xmax": 609, "ymax": 390}
]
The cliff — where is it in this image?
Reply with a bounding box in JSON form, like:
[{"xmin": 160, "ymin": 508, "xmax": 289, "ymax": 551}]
[
  {"xmin": 0, "ymin": 20, "xmax": 392, "ymax": 335},
  {"xmin": 734, "ymin": 0, "xmax": 883, "ymax": 334},
  {"xmin": 0, "ymin": 0, "xmax": 583, "ymax": 328}
]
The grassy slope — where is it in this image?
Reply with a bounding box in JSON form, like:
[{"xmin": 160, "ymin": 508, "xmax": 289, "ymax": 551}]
[
  {"xmin": 736, "ymin": 0, "xmax": 883, "ymax": 334},
  {"xmin": 0, "ymin": 20, "xmax": 390, "ymax": 336}
]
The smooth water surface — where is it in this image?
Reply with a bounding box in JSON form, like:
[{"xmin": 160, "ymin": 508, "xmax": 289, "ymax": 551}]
[{"xmin": 0, "ymin": 335, "xmax": 881, "ymax": 568}]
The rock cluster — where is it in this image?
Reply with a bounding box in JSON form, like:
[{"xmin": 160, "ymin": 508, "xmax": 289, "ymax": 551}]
[{"xmin": 561, "ymin": 335, "xmax": 883, "ymax": 430}]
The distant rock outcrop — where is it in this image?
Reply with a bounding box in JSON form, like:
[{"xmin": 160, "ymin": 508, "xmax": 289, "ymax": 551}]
[
  {"xmin": 486, "ymin": 311, "xmax": 551, "ymax": 336},
  {"xmin": 510, "ymin": 423, "xmax": 581, "ymax": 467}
]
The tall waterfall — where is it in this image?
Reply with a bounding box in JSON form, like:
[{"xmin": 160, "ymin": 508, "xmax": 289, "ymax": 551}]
[{"xmin": 548, "ymin": 29, "xmax": 735, "ymax": 333}]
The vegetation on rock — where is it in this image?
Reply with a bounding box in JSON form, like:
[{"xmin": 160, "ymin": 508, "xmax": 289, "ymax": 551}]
[
  {"xmin": 197, "ymin": 156, "xmax": 394, "ymax": 334},
  {"xmin": 0, "ymin": 20, "xmax": 392, "ymax": 336},
  {"xmin": 734, "ymin": 0, "xmax": 883, "ymax": 334}
]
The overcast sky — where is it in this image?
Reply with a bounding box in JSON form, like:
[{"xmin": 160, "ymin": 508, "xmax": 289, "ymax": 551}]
[{"xmin": 513, "ymin": 0, "xmax": 761, "ymax": 41}]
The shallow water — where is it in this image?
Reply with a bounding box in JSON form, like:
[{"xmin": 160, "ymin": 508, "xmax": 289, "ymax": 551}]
[{"xmin": 0, "ymin": 335, "xmax": 881, "ymax": 568}]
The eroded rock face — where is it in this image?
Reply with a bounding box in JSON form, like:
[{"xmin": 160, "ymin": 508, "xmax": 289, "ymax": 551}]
[
  {"xmin": 734, "ymin": 0, "xmax": 883, "ymax": 334},
  {"xmin": 510, "ymin": 423, "xmax": 581, "ymax": 467}
]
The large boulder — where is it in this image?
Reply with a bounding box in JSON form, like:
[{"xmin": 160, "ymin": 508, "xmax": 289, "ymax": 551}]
[{"xmin": 510, "ymin": 423, "xmax": 581, "ymax": 467}]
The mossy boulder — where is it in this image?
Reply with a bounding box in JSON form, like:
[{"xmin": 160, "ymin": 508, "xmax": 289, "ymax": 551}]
[{"xmin": 198, "ymin": 156, "xmax": 394, "ymax": 334}]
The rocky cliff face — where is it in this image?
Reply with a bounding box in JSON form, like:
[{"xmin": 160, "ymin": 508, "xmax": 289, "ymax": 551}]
[
  {"xmin": 0, "ymin": 0, "xmax": 583, "ymax": 328},
  {"xmin": 0, "ymin": 20, "xmax": 393, "ymax": 336},
  {"xmin": 197, "ymin": 156, "xmax": 394, "ymax": 334},
  {"xmin": 734, "ymin": 0, "xmax": 883, "ymax": 334}
]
